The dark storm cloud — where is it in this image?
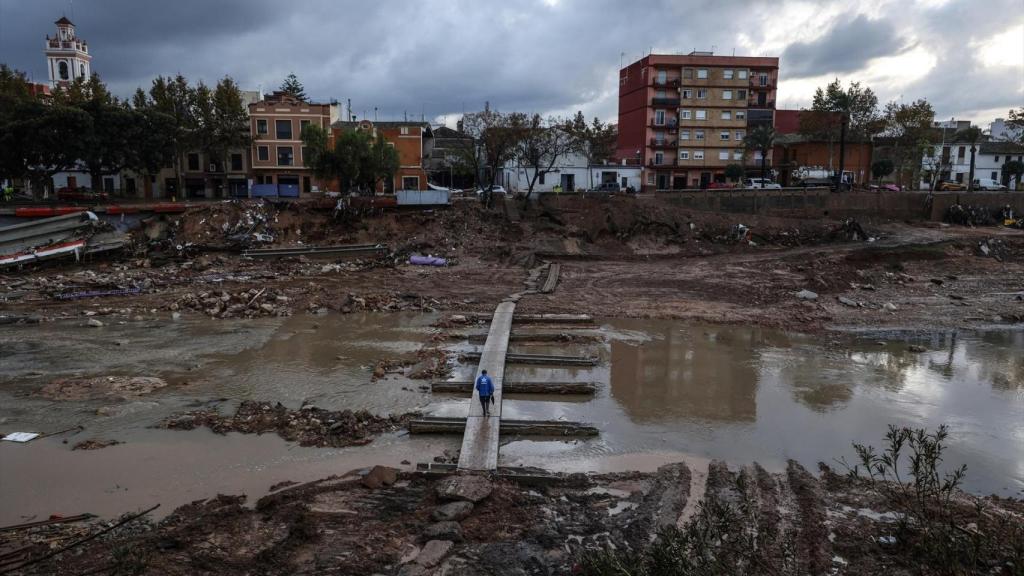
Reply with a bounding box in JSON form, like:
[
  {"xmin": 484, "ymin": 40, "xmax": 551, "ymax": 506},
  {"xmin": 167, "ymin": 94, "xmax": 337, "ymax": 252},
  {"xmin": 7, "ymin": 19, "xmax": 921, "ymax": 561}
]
[
  {"xmin": 0, "ymin": 0, "xmax": 1020, "ymax": 123},
  {"xmin": 781, "ymin": 15, "xmax": 907, "ymax": 79}
]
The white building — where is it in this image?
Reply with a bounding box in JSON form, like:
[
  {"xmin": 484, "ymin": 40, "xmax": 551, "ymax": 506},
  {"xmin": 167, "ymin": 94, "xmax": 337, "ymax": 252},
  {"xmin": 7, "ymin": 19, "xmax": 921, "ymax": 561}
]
[
  {"xmin": 922, "ymin": 140, "xmax": 1024, "ymax": 189},
  {"xmin": 502, "ymin": 151, "xmax": 643, "ymax": 193},
  {"xmin": 989, "ymin": 118, "xmax": 1023, "ymax": 142},
  {"xmin": 45, "ymin": 17, "xmax": 91, "ymax": 88}
]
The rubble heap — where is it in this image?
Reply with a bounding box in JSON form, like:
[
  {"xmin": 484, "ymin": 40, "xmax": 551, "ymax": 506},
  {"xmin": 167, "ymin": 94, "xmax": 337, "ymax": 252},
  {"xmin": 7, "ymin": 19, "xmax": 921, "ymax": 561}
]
[{"xmin": 159, "ymin": 400, "xmax": 416, "ymax": 447}]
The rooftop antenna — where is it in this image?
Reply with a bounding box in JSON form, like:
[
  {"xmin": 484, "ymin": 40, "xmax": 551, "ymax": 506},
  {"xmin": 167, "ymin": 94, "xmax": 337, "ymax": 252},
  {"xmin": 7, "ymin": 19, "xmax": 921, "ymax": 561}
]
[{"xmin": 374, "ymin": 107, "xmax": 378, "ymax": 121}]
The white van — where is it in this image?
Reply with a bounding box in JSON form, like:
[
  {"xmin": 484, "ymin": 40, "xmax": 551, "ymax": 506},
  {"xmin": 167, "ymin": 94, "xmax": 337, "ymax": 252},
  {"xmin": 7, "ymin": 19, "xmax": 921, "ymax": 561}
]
[
  {"xmin": 973, "ymin": 178, "xmax": 1008, "ymax": 191},
  {"xmin": 743, "ymin": 178, "xmax": 782, "ymax": 189}
]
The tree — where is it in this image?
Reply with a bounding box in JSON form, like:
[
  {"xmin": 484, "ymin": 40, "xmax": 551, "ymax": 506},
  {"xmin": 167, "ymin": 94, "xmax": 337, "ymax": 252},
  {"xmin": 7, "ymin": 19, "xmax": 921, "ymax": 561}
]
[
  {"xmin": 880, "ymin": 99, "xmax": 935, "ymax": 189},
  {"xmin": 514, "ymin": 114, "xmax": 577, "ymax": 201},
  {"xmin": 724, "ymin": 163, "xmax": 744, "ymax": 182},
  {"xmin": 1002, "ymin": 160, "xmax": 1024, "ymax": 190},
  {"xmin": 871, "ymin": 159, "xmax": 894, "ymax": 184},
  {"xmin": 301, "ymin": 124, "xmax": 375, "ymax": 194},
  {"xmin": 199, "ymin": 77, "xmax": 251, "ymax": 195},
  {"xmin": 3, "ymin": 100, "xmax": 92, "ymax": 197},
  {"xmin": 743, "ymin": 125, "xmax": 775, "ymax": 188},
  {"xmin": 149, "ymin": 75, "xmax": 198, "ymax": 196},
  {"xmin": 280, "ymin": 73, "xmax": 307, "ymax": 101},
  {"xmin": 1004, "ymin": 107, "xmax": 1024, "ymax": 143},
  {"xmin": 956, "ymin": 126, "xmax": 983, "ymax": 192},
  {"xmin": 456, "ymin": 105, "xmax": 521, "ymax": 191},
  {"xmin": 566, "ymin": 111, "xmax": 617, "ymax": 190},
  {"xmin": 799, "ymin": 79, "xmax": 880, "ymax": 184},
  {"xmin": 368, "ymin": 133, "xmax": 400, "ymax": 191}
]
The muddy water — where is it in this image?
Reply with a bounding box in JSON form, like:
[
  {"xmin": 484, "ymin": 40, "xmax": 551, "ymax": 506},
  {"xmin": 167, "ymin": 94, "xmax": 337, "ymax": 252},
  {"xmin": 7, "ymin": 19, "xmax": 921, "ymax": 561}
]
[
  {"xmin": 0, "ymin": 312, "xmax": 460, "ymax": 523},
  {"xmin": 1, "ymin": 312, "xmax": 1022, "ymax": 524},
  {"xmin": 488, "ymin": 321, "xmax": 1024, "ymax": 497}
]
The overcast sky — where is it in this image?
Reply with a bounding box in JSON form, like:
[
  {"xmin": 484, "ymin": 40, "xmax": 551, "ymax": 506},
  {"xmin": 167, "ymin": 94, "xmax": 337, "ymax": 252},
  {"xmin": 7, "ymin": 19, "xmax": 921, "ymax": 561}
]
[{"xmin": 1, "ymin": 0, "xmax": 1021, "ymax": 127}]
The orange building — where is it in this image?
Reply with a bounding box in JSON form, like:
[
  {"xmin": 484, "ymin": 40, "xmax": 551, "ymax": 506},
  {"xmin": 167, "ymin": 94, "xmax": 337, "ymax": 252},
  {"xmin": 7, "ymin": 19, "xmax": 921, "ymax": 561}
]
[
  {"xmin": 249, "ymin": 91, "xmax": 340, "ymax": 195},
  {"xmin": 330, "ymin": 120, "xmax": 434, "ymax": 192},
  {"xmin": 773, "ymin": 109, "xmax": 874, "ymax": 186}
]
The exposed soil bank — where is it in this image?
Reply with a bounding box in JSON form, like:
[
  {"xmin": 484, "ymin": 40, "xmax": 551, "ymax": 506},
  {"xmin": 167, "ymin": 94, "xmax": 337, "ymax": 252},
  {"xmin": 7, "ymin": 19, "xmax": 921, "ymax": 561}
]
[{"xmin": 6, "ymin": 460, "xmax": 1022, "ymax": 575}]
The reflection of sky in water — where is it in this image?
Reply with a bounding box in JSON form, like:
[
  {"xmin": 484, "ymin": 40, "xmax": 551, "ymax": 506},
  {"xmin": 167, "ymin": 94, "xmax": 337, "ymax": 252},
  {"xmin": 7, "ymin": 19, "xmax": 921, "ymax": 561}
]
[{"xmin": 493, "ymin": 320, "xmax": 1024, "ymax": 497}]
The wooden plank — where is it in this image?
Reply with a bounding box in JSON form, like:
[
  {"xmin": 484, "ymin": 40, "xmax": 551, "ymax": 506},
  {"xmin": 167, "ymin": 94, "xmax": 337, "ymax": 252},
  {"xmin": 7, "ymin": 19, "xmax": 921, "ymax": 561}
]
[
  {"xmin": 540, "ymin": 263, "xmax": 560, "ymax": 294},
  {"xmin": 452, "ymin": 332, "xmax": 602, "ymax": 344},
  {"xmin": 410, "ymin": 417, "xmax": 599, "ymax": 436},
  {"xmin": 512, "ymin": 314, "xmax": 593, "ymax": 324},
  {"xmin": 462, "ymin": 351, "xmax": 599, "ymax": 366},
  {"xmin": 457, "ymin": 301, "xmax": 515, "ymax": 471},
  {"xmin": 431, "ymin": 381, "xmax": 597, "ymax": 395}
]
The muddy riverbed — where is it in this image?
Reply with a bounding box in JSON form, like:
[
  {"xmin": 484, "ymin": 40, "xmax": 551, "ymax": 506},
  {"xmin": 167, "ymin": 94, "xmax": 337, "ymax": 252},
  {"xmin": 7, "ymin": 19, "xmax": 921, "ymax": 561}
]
[{"xmin": 1, "ymin": 312, "xmax": 1022, "ymax": 526}]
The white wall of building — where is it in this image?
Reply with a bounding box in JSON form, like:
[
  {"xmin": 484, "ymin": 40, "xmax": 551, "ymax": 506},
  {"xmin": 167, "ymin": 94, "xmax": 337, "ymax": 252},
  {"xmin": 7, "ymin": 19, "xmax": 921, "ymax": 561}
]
[
  {"xmin": 990, "ymin": 118, "xmax": 1022, "ymax": 142},
  {"xmin": 502, "ymin": 151, "xmax": 643, "ymax": 192},
  {"xmin": 922, "ymin": 143, "xmax": 1024, "ymax": 188}
]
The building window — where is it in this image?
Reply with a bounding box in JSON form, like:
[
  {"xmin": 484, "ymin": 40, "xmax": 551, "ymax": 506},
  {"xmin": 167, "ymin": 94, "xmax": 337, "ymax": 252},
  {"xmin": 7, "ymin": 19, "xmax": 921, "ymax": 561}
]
[
  {"xmin": 655, "ymin": 152, "xmax": 664, "ymax": 165},
  {"xmin": 655, "ymin": 131, "xmax": 665, "ymax": 143},
  {"xmin": 734, "ymin": 150, "xmax": 744, "ymax": 160},
  {"xmin": 58, "ymin": 61, "xmax": 69, "ymax": 80},
  {"xmin": 257, "ymin": 119, "xmax": 268, "ymax": 135},
  {"xmin": 721, "ymin": 111, "xmax": 732, "ymax": 120},
  {"xmin": 187, "ymin": 153, "xmax": 200, "ymax": 171},
  {"xmin": 683, "ymin": 68, "xmax": 693, "ymax": 79},
  {"xmin": 277, "ymin": 146, "xmax": 294, "ymax": 166},
  {"xmin": 737, "ymin": 89, "xmax": 747, "ymax": 100},
  {"xmin": 736, "ymin": 111, "xmax": 746, "ymax": 120},
  {"xmin": 738, "ymin": 70, "xmax": 748, "ymax": 80},
  {"xmin": 80, "ymin": 63, "xmax": 85, "ymax": 77},
  {"xmin": 276, "ymin": 119, "xmax": 292, "ymax": 140},
  {"xmin": 681, "ymin": 110, "xmax": 692, "ymax": 119},
  {"xmin": 697, "ymin": 68, "xmax": 708, "ymax": 79},
  {"xmin": 719, "ymin": 151, "xmax": 730, "ymax": 160},
  {"xmin": 257, "ymin": 146, "xmax": 269, "ymax": 161},
  {"xmin": 695, "ymin": 130, "xmax": 705, "ymax": 141},
  {"xmin": 735, "ymin": 130, "xmax": 745, "ymax": 140},
  {"xmin": 680, "ymin": 129, "xmax": 690, "ymax": 140},
  {"xmin": 230, "ymin": 153, "xmax": 243, "ymax": 171},
  {"xmin": 682, "ymin": 89, "xmax": 692, "ymax": 99},
  {"xmin": 991, "ymin": 171, "xmax": 998, "ymax": 180},
  {"xmin": 403, "ymin": 176, "xmax": 419, "ymax": 189},
  {"xmin": 656, "ymin": 70, "xmax": 667, "ymax": 85},
  {"xmin": 723, "ymin": 90, "xmax": 733, "ymax": 100},
  {"xmin": 655, "ymin": 110, "xmax": 666, "ymax": 125},
  {"xmin": 679, "ymin": 150, "xmax": 690, "ymax": 160},
  {"xmin": 759, "ymin": 73, "xmax": 768, "ymax": 86},
  {"xmin": 720, "ymin": 131, "xmax": 730, "ymax": 141},
  {"xmin": 301, "ymin": 146, "xmax": 310, "ymax": 165},
  {"xmin": 696, "ymin": 88, "xmax": 707, "ymax": 99},
  {"xmin": 401, "ymin": 126, "xmax": 410, "ymax": 135},
  {"xmin": 694, "ymin": 151, "xmax": 705, "ymax": 160},
  {"xmin": 958, "ymin": 146, "xmax": 965, "ymax": 159},
  {"xmin": 538, "ymin": 171, "xmax": 545, "ymax": 185},
  {"xmin": 300, "ymin": 119, "xmax": 311, "ymax": 134},
  {"xmin": 696, "ymin": 110, "xmax": 707, "ymax": 120},
  {"xmin": 995, "ymin": 155, "xmax": 1000, "ymax": 162},
  {"xmin": 723, "ymin": 69, "xmax": 734, "ymax": 80}
]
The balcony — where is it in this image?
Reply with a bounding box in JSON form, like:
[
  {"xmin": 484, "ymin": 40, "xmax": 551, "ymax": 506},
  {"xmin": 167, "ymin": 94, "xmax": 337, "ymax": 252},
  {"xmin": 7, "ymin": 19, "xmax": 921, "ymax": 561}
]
[
  {"xmin": 648, "ymin": 158, "xmax": 678, "ymax": 168},
  {"xmin": 653, "ymin": 78, "xmax": 681, "ymax": 88},
  {"xmin": 649, "ymin": 139, "xmax": 678, "ymax": 148},
  {"xmin": 652, "ymin": 97, "xmax": 680, "ymax": 106},
  {"xmin": 649, "ymin": 120, "xmax": 679, "ymax": 130},
  {"xmin": 747, "ymin": 99, "xmax": 776, "ymax": 110},
  {"xmin": 750, "ymin": 77, "xmax": 775, "ymax": 89}
]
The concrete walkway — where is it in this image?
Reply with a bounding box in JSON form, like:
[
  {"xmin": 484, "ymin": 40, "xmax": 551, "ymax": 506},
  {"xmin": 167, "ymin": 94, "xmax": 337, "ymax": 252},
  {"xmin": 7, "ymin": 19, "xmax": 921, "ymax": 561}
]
[{"xmin": 457, "ymin": 301, "xmax": 515, "ymax": 471}]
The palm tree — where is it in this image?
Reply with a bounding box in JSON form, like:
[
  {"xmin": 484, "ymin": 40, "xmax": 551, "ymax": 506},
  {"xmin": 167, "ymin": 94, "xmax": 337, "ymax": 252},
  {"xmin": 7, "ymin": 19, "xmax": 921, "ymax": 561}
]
[
  {"xmin": 744, "ymin": 125, "xmax": 776, "ymax": 188},
  {"xmin": 958, "ymin": 126, "xmax": 982, "ymax": 192}
]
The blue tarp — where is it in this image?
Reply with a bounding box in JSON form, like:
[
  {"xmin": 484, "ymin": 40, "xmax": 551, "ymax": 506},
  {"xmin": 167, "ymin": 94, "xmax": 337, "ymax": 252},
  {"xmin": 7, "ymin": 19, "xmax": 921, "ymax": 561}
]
[{"xmin": 249, "ymin": 184, "xmax": 300, "ymax": 198}]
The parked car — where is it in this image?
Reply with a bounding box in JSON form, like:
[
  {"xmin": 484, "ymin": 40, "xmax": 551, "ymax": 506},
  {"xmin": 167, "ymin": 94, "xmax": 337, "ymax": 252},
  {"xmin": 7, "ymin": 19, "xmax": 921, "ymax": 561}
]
[
  {"xmin": 707, "ymin": 181, "xmax": 737, "ymax": 189},
  {"xmin": 56, "ymin": 187, "xmax": 108, "ymax": 203},
  {"xmin": 589, "ymin": 182, "xmax": 621, "ymax": 193},
  {"xmin": 476, "ymin": 185, "xmax": 508, "ymax": 198},
  {"xmin": 973, "ymin": 178, "xmax": 1008, "ymax": 191},
  {"xmin": 938, "ymin": 181, "xmax": 967, "ymax": 191},
  {"xmin": 743, "ymin": 178, "xmax": 782, "ymax": 189}
]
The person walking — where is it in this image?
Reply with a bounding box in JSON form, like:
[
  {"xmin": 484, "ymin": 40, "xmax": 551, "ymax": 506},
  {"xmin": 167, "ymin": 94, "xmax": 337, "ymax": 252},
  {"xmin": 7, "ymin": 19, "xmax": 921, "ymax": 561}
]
[{"xmin": 475, "ymin": 369, "xmax": 495, "ymax": 417}]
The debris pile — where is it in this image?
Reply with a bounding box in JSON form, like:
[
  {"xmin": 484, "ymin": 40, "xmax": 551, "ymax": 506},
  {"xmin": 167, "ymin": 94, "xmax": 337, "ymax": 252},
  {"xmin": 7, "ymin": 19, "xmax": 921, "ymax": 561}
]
[
  {"xmin": 158, "ymin": 400, "xmax": 416, "ymax": 447},
  {"xmin": 38, "ymin": 376, "xmax": 169, "ymax": 401},
  {"xmin": 168, "ymin": 287, "xmax": 292, "ymax": 319}
]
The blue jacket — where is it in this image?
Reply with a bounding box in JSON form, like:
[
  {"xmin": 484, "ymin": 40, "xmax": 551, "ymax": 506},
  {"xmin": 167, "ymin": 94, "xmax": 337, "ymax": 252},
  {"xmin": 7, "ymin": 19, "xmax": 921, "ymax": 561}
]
[{"xmin": 475, "ymin": 374, "xmax": 494, "ymax": 397}]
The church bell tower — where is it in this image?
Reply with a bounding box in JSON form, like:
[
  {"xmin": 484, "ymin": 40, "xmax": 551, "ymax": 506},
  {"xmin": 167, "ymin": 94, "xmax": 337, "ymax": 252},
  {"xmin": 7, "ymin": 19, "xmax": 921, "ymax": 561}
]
[{"xmin": 45, "ymin": 16, "xmax": 91, "ymax": 88}]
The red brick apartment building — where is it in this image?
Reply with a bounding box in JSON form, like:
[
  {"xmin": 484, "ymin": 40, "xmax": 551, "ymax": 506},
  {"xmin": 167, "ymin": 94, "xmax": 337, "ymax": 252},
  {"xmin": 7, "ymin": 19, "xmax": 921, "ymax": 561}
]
[
  {"xmin": 249, "ymin": 91, "xmax": 340, "ymax": 194},
  {"xmin": 331, "ymin": 120, "xmax": 433, "ymax": 192},
  {"xmin": 617, "ymin": 52, "xmax": 779, "ymax": 191}
]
